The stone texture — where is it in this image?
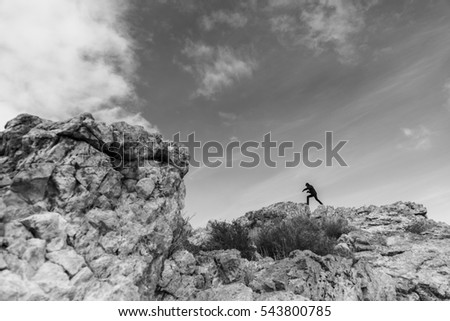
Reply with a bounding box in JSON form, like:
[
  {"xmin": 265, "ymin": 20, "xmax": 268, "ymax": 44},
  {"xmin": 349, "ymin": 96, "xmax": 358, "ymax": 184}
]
[
  {"xmin": 0, "ymin": 113, "xmax": 189, "ymax": 300},
  {"xmin": 193, "ymin": 283, "xmax": 254, "ymax": 301},
  {"xmin": 46, "ymin": 248, "xmax": 86, "ymax": 276}
]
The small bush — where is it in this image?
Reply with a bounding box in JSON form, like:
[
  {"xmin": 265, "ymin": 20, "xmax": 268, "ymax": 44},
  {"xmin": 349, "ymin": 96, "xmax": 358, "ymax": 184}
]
[
  {"xmin": 405, "ymin": 220, "xmax": 429, "ymax": 234},
  {"xmin": 256, "ymin": 216, "xmax": 336, "ymax": 259},
  {"xmin": 205, "ymin": 220, "xmax": 255, "ymax": 260},
  {"xmin": 322, "ymin": 217, "xmax": 353, "ymax": 239},
  {"xmin": 168, "ymin": 214, "xmax": 193, "ymax": 257}
]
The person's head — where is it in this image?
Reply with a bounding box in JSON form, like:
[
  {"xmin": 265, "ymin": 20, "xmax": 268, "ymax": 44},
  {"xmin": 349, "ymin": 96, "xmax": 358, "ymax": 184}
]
[{"xmin": 305, "ymin": 183, "xmax": 310, "ymax": 186}]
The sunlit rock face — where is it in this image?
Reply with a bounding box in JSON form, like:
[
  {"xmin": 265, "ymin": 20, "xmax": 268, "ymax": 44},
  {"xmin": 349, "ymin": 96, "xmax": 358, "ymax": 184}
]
[{"xmin": 0, "ymin": 113, "xmax": 189, "ymax": 300}]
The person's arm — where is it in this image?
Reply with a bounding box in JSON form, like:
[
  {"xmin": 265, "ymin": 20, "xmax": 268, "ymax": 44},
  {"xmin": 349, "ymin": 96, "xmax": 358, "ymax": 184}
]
[{"xmin": 302, "ymin": 187, "xmax": 307, "ymax": 192}]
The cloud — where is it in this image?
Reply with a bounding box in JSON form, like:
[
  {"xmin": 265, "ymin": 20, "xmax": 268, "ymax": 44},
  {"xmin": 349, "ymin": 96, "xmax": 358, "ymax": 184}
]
[
  {"xmin": 200, "ymin": 11, "xmax": 248, "ymax": 31},
  {"xmin": 398, "ymin": 125, "xmax": 433, "ymax": 151},
  {"xmin": 219, "ymin": 111, "xmax": 238, "ymax": 121},
  {"xmin": 268, "ymin": 0, "xmax": 379, "ymax": 64},
  {"xmin": 92, "ymin": 107, "xmax": 158, "ymax": 133},
  {"xmin": 181, "ymin": 41, "xmax": 256, "ymax": 99},
  {"xmin": 218, "ymin": 111, "xmax": 238, "ymax": 126},
  {"xmin": 0, "ymin": 0, "xmax": 156, "ymax": 132},
  {"xmin": 444, "ymin": 80, "xmax": 450, "ymax": 111}
]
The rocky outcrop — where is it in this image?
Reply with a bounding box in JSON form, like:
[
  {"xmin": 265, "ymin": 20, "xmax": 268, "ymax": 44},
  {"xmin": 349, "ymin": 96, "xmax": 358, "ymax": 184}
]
[
  {"xmin": 159, "ymin": 202, "xmax": 450, "ymax": 301},
  {"xmin": 0, "ymin": 113, "xmax": 188, "ymax": 300}
]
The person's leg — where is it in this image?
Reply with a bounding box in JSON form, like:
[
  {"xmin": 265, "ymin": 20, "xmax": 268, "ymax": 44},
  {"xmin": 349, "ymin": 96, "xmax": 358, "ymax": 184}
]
[
  {"xmin": 314, "ymin": 195, "xmax": 323, "ymax": 205},
  {"xmin": 306, "ymin": 195, "xmax": 312, "ymax": 205}
]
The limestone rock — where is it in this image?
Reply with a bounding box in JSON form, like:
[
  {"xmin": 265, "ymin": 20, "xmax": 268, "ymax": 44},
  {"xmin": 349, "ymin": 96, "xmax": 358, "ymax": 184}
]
[
  {"xmin": 46, "ymin": 249, "xmax": 86, "ymax": 276},
  {"xmin": 0, "ymin": 113, "xmax": 189, "ymax": 300},
  {"xmin": 193, "ymin": 283, "xmax": 253, "ymax": 301},
  {"xmin": 135, "ymin": 178, "xmax": 156, "ymax": 199}
]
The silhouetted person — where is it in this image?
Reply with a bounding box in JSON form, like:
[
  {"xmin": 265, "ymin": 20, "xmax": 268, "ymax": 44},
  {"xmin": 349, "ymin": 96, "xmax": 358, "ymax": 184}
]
[{"xmin": 302, "ymin": 183, "xmax": 323, "ymax": 205}]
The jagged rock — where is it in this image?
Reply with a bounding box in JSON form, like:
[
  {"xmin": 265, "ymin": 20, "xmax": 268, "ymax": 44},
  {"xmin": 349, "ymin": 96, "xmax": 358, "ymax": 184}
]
[
  {"xmin": 193, "ymin": 283, "xmax": 253, "ymax": 301},
  {"xmin": 209, "ymin": 249, "xmax": 244, "ymax": 284},
  {"xmin": 31, "ymin": 262, "xmax": 75, "ymax": 300},
  {"xmin": 135, "ymin": 178, "xmax": 156, "ymax": 199},
  {"xmin": 333, "ymin": 243, "xmax": 353, "ymax": 258},
  {"xmin": 46, "ymin": 249, "xmax": 86, "ymax": 276},
  {"xmin": 0, "ymin": 113, "xmax": 189, "ymax": 300},
  {"xmin": 255, "ymin": 291, "xmax": 309, "ymax": 300},
  {"xmin": 0, "ymin": 270, "xmax": 47, "ymax": 300},
  {"xmin": 20, "ymin": 212, "xmax": 68, "ymax": 241},
  {"xmin": 22, "ymin": 238, "xmax": 46, "ymax": 270},
  {"xmin": 0, "ymin": 253, "xmax": 7, "ymax": 270}
]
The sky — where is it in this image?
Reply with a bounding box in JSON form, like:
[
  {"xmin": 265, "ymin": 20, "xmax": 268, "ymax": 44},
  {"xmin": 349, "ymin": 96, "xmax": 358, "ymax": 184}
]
[{"xmin": 1, "ymin": 0, "xmax": 449, "ymax": 226}]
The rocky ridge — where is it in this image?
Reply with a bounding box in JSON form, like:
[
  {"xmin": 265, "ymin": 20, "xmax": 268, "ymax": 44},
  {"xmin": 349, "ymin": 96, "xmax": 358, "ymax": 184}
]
[{"xmin": 159, "ymin": 202, "xmax": 450, "ymax": 301}]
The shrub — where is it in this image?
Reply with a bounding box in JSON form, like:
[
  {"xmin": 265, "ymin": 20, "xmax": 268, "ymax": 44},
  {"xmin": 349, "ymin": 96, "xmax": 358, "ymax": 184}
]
[
  {"xmin": 322, "ymin": 217, "xmax": 353, "ymax": 239},
  {"xmin": 168, "ymin": 213, "xmax": 193, "ymax": 257},
  {"xmin": 205, "ymin": 220, "xmax": 255, "ymax": 260},
  {"xmin": 256, "ymin": 216, "xmax": 336, "ymax": 259},
  {"xmin": 405, "ymin": 220, "xmax": 429, "ymax": 234}
]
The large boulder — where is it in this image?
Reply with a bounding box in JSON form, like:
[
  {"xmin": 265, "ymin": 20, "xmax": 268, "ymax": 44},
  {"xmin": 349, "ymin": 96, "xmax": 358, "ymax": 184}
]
[{"xmin": 0, "ymin": 113, "xmax": 189, "ymax": 300}]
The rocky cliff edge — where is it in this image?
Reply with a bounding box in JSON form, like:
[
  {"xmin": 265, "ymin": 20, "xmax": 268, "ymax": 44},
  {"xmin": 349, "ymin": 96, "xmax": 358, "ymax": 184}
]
[{"xmin": 0, "ymin": 113, "xmax": 188, "ymax": 300}]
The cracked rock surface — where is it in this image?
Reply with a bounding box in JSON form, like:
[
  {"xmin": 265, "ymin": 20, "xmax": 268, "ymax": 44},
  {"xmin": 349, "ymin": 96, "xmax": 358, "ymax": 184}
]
[{"xmin": 0, "ymin": 113, "xmax": 188, "ymax": 300}]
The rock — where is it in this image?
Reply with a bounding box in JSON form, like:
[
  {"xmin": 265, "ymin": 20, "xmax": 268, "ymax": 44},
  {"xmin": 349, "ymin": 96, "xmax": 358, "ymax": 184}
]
[
  {"xmin": 236, "ymin": 202, "xmax": 310, "ymax": 229},
  {"xmin": 22, "ymin": 238, "xmax": 46, "ymax": 270},
  {"xmin": 0, "ymin": 113, "xmax": 189, "ymax": 300},
  {"xmin": 209, "ymin": 250, "xmax": 244, "ymax": 284},
  {"xmin": 334, "ymin": 242, "xmax": 353, "ymax": 258},
  {"xmin": 70, "ymin": 267, "xmax": 94, "ymax": 286},
  {"xmin": 11, "ymin": 163, "xmax": 56, "ymax": 203},
  {"xmin": 21, "ymin": 212, "xmax": 67, "ymax": 241},
  {"xmin": 0, "ymin": 270, "xmax": 47, "ymax": 300},
  {"xmin": 0, "ymin": 175, "xmax": 12, "ymax": 188},
  {"xmin": 171, "ymin": 250, "xmax": 196, "ymax": 275},
  {"xmin": 0, "ymin": 253, "xmax": 7, "ymax": 270},
  {"xmin": 46, "ymin": 249, "xmax": 86, "ymax": 276},
  {"xmin": 31, "ymin": 262, "xmax": 75, "ymax": 300},
  {"xmin": 255, "ymin": 291, "xmax": 309, "ymax": 301},
  {"xmin": 135, "ymin": 178, "xmax": 156, "ymax": 199},
  {"xmin": 194, "ymin": 283, "xmax": 253, "ymax": 301}
]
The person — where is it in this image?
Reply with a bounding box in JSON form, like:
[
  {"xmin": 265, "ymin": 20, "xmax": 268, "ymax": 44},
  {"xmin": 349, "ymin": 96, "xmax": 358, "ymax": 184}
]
[{"xmin": 302, "ymin": 183, "xmax": 323, "ymax": 205}]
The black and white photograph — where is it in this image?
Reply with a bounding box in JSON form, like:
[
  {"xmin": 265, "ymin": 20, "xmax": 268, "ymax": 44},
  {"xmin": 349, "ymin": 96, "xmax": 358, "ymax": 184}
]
[{"xmin": 0, "ymin": 0, "xmax": 449, "ymax": 319}]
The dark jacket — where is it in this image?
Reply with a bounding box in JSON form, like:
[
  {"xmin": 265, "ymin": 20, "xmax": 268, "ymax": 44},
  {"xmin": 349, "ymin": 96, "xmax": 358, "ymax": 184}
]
[{"xmin": 302, "ymin": 185, "xmax": 317, "ymax": 195}]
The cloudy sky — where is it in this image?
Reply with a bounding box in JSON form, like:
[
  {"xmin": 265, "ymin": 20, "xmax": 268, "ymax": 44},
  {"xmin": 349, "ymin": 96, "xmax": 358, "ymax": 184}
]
[{"xmin": 1, "ymin": 0, "xmax": 449, "ymax": 226}]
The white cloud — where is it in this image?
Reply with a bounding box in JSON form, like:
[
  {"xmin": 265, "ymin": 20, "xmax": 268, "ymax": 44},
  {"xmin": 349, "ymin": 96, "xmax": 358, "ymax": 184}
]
[
  {"xmin": 268, "ymin": 0, "xmax": 379, "ymax": 64},
  {"xmin": 398, "ymin": 125, "xmax": 433, "ymax": 151},
  {"xmin": 92, "ymin": 107, "xmax": 158, "ymax": 133},
  {"xmin": 0, "ymin": 0, "xmax": 156, "ymax": 131},
  {"xmin": 181, "ymin": 41, "xmax": 256, "ymax": 99},
  {"xmin": 200, "ymin": 11, "xmax": 248, "ymax": 31}
]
